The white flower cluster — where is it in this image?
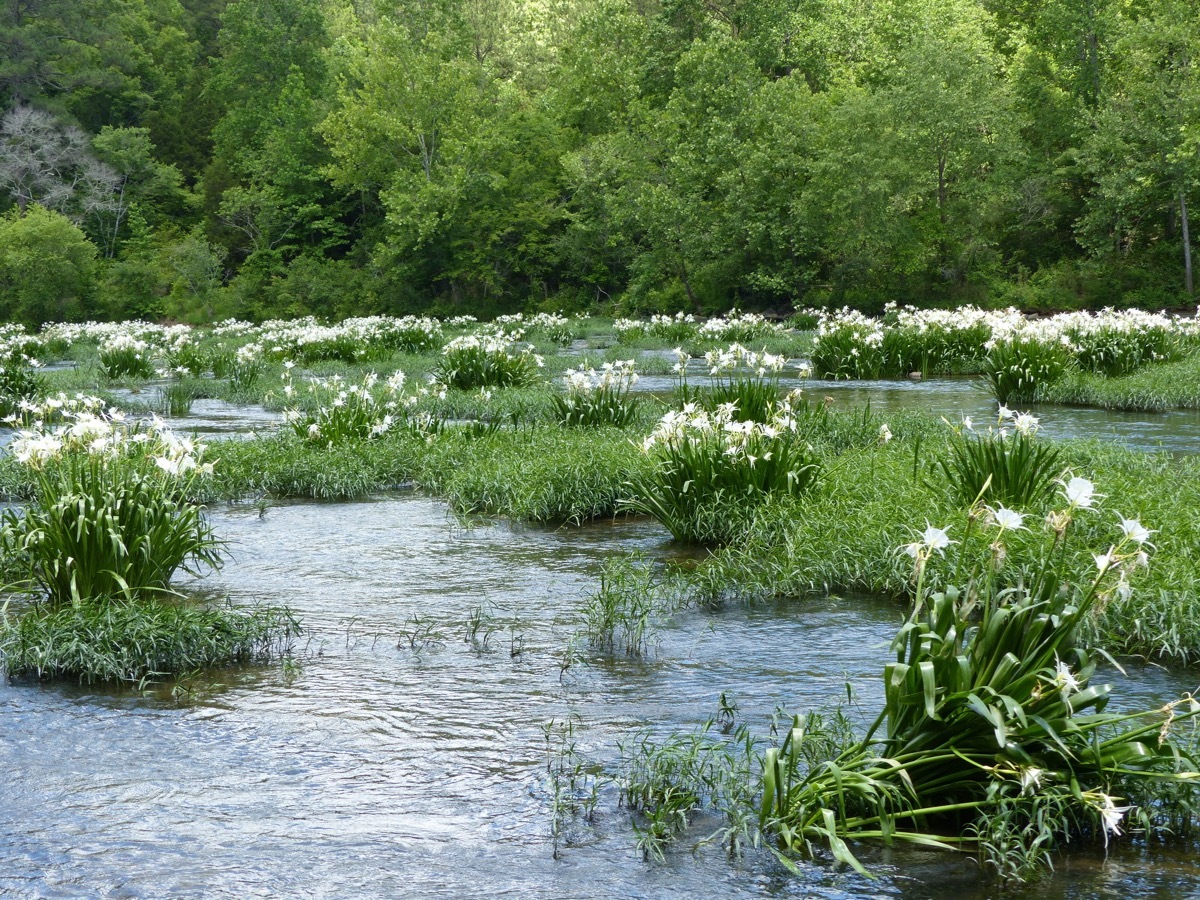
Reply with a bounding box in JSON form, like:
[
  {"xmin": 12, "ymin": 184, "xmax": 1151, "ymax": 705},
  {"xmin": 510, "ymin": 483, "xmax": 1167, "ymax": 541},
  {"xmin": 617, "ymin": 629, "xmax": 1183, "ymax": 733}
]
[
  {"xmin": 642, "ymin": 397, "xmax": 803, "ymax": 460},
  {"xmin": 493, "ymin": 312, "xmax": 573, "ymax": 344},
  {"xmin": 815, "ymin": 303, "xmax": 1200, "ymax": 371},
  {"xmin": 703, "ymin": 343, "xmax": 788, "ymax": 377},
  {"xmin": 696, "ymin": 311, "xmax": 784, "ymax": 341},
  {"xmin": 280, "ymin": 368, "xmax": 445, "ymax": 444},
  {"xmin": 562, "ymin": 360, "xmax": 638, "ymax": 396},
  {"xmin": 6, "ymin": 394, "xmax": 211, "ymax": 477}
]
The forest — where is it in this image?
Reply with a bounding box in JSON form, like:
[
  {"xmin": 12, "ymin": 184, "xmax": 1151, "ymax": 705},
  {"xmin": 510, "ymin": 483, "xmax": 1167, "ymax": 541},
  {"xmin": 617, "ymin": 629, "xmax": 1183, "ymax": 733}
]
[{"xmin": 0, "ymin": 0, "xmax": 1197, "ymax": 324}]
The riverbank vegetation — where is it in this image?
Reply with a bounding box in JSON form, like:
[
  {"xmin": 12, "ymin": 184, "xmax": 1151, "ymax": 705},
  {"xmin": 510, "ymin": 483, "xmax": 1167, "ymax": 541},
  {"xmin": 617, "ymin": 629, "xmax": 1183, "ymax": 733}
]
[{"xmin": 6, "ymin": 310, "xmax": 1200, "ymax": 885}]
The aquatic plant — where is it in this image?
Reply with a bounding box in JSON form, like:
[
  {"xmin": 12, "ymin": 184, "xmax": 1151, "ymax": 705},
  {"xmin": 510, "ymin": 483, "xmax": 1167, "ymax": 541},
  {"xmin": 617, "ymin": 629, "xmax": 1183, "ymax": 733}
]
[
  {"xmin": 757, "ymin": 489, "xmax": 1200, "ymax": 881},
  {"xmin": 934, "ymin": 408, "xmax": 1063, "ymax": 508},
  {"xmin": 625, "ymin": 398, "xmax": 821, "ymax": 544},
  {"xmin": 0, "ymin": 399, "xmax": 222, "ymax": 605},
  {"xmin": 810, "ymin": 309, "xmax": 886, "ymax": 379},
  {"xmin": 281, "ymin": 368, "xmax": 430, "ymax": 447},
  {"xmin": 227, "ymin": 342, "xmax": 265, "ymax": 391},
  {"xmin": 619, "ymin": 709, "xmax": 760, "ymax": 861},
  {"xmin": 614, "ymin": 312, "xmax": 698, "ymax": 344},
  {"xmin": 686, "ymin": 344, "xmax": 796, "ymax": 424},
  {"xmin": 0, "ymin": 596, "xmax": 299, "ymax": 685},
  {"xmin": 983, "ymin": 334, "xmax": 1073, "ymax": 403},
  {"xmin": 496, "ymin": 312, "xmax": 574, "ymax": 346},
  {"xmin": 0, "ymin": 345, "xmax": 43, "ymax": 416},
  {"xmin": 580, "ymin": 557, "xmax": 670, "ymax": 657},
  {"xmin": 543, "ymin": 716, "xmax": 603, "ymax": 858},
  {"xmin": 159, "ymin": 379, "xmax": 203, "ymax": 416},
  {"xmin": 434, "ymin": 333, "xmax": 544, "ymax": 389},
  {"xmin": 551, "ymin": 360, "xmax": 640, "ymax": 428},
  {"xmin": 98, "ymin": 332, "xmax": 156, "ymax": 379},
  {"xmin": 695, "ymin": 311, "xmax": 784, "ymax": 344}
]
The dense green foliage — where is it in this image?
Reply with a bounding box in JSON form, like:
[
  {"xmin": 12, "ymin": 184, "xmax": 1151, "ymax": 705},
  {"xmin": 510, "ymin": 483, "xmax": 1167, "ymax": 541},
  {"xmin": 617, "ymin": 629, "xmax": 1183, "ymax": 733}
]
[{"xmin": 1, "ymin": 0, "xmax": 1197, "ymax": 321}]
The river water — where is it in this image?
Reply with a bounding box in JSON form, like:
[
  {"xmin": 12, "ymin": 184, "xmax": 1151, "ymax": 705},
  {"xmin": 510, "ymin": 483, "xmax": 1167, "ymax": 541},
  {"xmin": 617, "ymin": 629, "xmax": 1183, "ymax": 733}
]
[
  {"xmin": 630, "ymin": 372, "xmax": 1200, "ymax": 456},
  {"xmin": 3, "ymin": 497, "xmax": 1198, "ymax": 897}
]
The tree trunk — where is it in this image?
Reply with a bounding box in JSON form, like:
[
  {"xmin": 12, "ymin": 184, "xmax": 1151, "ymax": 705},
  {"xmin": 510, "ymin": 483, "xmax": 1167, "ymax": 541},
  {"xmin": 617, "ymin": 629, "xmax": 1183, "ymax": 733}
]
[{"xmin": 1183, "ymin": 191, "xmax": 1194, "ymax": 296}]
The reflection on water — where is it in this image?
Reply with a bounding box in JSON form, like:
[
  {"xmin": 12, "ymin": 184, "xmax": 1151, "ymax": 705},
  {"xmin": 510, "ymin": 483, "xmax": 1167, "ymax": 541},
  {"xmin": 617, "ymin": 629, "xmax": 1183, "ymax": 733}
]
[{"xmin": 3, "ymin": 497, "xmax": 1198, "ymax": 897}]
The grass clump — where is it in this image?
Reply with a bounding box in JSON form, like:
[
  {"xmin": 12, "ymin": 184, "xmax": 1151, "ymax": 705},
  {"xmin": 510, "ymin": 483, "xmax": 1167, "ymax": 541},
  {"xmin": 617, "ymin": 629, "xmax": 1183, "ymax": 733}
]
[
  {"xmin": 982, "ymin": 335, "xmax": 1072, "ymax": 404},
  {"xmin": 419, "ymin": 425, "xmax": 647, "ymax": 524},
  {"xmin": 626, "ymin": 397, "xmax": 821, "ymax": 544},
  {"xmin": 0, "ymin": 401, "xmax": 221, "ymax": 605},
  {"xmin": 757, "ymin": 497, "xmax": 1200, "ymax": 882},
  {"xmin": 434, "ymin": 332, "xmax": 544, "ymax": 389},
  {"xmin": 1041, "ymin": 350, "xmax": 1200, "ymax": 411},
  {"xmin": 580, "ymin": 557, "xmax": 674, "ymax": 657},
  {"xmin": 934, "ymin": 409, "xmax": 1063, "ymax": 508},
  {"xmin": 0, "ymin": 596, "xmax": 299, "ymax": 685},
  {"xmin": 551, "ymin": 360, "xmax": 641, "ymax": 428}
]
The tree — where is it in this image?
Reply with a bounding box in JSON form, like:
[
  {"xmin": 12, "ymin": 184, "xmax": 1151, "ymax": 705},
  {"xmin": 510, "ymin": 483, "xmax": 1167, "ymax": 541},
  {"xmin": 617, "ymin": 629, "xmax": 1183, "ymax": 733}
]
[
  {"xmin": 92, "ymin": 125, "xmax": 190, "ymax": 257},
  {"xmin": 0, "ymin": 106, "xmax": 119, "ymax": 222},
  {"xmin": 810, "ymin": 1, "xmax": 1020, "ymax": 297},
  {"xmin": 0, "ymin": 205, "xmax": 99, "ymax": 324},
  {"xmin": 1078, "ymin": 0, "xmax": 1199, "ymax": 296}
]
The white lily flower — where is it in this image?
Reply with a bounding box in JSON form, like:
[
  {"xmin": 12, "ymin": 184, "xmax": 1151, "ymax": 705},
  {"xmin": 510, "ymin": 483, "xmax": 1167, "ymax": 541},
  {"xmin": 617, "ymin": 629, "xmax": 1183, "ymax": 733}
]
[
  {"xmin": 1117, "ymin": 516, "xmax": 1153, "ymax": 545},
  {"xmin": 992, "ymin": 506, "xmax": 1025, "ymax": 531},
  {"xmin": 1062, "ymin": 476, "xmax": 1097, "ymax": 509}
]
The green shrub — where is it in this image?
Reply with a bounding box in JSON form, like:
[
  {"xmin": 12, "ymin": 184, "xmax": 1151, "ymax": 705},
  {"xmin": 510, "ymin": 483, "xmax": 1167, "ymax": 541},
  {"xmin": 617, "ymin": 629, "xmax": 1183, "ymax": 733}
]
[{"xmin": 0, "ymin": 205, "xmax": 98, "ymax": 326}]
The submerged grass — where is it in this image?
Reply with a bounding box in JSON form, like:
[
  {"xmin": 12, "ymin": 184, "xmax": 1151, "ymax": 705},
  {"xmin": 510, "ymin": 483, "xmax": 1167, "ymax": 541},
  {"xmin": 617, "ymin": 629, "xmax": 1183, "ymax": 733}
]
[{"xmin": 0, "ymin": 596, "xmax": 300, "ymax": 685}]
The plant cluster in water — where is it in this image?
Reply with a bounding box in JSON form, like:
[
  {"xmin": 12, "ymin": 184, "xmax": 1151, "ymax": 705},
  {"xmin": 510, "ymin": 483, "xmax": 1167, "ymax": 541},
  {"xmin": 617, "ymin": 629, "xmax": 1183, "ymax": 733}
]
[{"xmin": 0, "ymin": 395, "xmax": 298, "ymax": 684}]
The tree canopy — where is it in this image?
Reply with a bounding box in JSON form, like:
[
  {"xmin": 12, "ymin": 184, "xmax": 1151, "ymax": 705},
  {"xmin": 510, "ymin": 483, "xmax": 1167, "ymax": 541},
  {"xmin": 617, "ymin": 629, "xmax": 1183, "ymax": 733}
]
[{"xmin": 0, "ymin": 0, "xmax": 1196, "ymax": 322}]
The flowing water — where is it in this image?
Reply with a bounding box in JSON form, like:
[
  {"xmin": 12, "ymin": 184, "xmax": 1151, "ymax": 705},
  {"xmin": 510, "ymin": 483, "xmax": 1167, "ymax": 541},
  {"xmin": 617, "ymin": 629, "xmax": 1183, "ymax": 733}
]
[
  {"xmin": 631, "ymin": 372, "xmax": 1200, "ymax": 455},
  {"xmin": 3, "ymin": 497, "xmax": 1199, "ymax": 898}
]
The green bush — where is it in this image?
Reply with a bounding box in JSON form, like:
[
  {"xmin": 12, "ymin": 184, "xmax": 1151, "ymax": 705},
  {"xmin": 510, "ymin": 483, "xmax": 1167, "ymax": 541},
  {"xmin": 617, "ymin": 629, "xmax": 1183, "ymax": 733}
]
[{"xmin": 0, "ymin": 205, "xmax": 99, "ymax": 325}]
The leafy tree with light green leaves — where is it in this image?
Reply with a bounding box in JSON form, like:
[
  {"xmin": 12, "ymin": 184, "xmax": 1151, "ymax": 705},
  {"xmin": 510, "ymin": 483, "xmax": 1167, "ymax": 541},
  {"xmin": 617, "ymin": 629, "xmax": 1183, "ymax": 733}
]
[
  {"xmin": 1078, "ymin": 0, "xmax": 1199, "ymax": 297},
  {"xmin": 0, "ymin": 205, "xmax": 99, "ymax": 324}
]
